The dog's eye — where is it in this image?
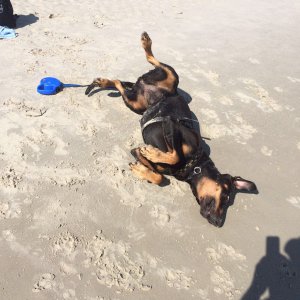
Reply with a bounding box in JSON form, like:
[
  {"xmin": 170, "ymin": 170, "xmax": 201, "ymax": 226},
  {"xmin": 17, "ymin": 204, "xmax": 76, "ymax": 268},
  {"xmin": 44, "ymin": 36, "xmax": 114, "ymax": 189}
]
[
  {"xmin": 224, "ymin": 195, "xmax": 230, "ymax": 206},
  {"xmin": 221, "ymin": 190, "xmax": 230, "ymax": 204}
]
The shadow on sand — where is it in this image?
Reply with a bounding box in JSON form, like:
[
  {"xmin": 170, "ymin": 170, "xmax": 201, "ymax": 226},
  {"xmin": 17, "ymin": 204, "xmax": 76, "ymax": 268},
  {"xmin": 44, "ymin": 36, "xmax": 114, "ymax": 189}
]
[
  {"xmin": 16, "ymin": 14, "xmax": 39, "ymax": 28},
  {"xmin": 242, "ymin": 236, "xmax": 300, "ymax": 300}
]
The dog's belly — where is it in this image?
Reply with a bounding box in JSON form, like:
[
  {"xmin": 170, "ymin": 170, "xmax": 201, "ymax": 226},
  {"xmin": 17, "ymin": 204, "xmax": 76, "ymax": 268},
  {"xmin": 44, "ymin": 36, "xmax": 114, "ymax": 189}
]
[{"xmin": 142, "ymin": 84, "xmax": 167, "ymax": 106}]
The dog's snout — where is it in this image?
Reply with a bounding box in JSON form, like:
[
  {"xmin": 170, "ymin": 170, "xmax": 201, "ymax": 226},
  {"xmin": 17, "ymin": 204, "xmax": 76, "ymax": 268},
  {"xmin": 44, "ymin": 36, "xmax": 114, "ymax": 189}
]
[
  {"xmin": 200, "ymin": 208, "xmax": 225, "ymax": 227},
  {"xmin": 208, "ymin": 215, "xmax": 224, "ymax": 227}
]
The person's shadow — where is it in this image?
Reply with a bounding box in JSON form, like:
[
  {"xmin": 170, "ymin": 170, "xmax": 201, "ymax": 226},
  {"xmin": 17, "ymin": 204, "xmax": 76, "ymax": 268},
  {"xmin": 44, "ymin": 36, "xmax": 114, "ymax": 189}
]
[
  {"xmin": 16, "ymin": 14, "xmax": 39, "ymax": 28},
  {"xmin": 242, "ymin": 236, "xmax": 300, "ymax": 300}
]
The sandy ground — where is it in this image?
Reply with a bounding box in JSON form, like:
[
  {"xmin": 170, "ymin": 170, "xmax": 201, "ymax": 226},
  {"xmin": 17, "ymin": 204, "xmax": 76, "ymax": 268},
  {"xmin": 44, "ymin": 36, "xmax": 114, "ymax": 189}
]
[{"xmin": 1, "ymin": 0, "xmax": 300, "ymax": 299}]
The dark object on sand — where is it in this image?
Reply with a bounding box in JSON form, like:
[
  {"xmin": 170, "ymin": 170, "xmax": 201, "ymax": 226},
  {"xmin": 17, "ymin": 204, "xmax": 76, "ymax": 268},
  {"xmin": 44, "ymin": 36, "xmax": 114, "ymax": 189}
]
[{"xmin": 0, "ymin": 0, "xmax": 16, "ymax": 28}]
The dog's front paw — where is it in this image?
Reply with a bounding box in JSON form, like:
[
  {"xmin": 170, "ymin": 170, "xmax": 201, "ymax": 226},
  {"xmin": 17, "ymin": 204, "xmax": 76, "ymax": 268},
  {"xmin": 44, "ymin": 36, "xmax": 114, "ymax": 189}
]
[
  {"xmin": 85, "ymin": 83, "xmax": 95, "ymax": 95},
  {"xmin": 85, "ymin": 78, "xmax": 102, "ymax": 96}
]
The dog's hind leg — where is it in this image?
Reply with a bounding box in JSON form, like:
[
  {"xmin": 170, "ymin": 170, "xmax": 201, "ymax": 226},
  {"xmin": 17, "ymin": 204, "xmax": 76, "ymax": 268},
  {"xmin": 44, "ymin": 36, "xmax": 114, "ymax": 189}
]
[
  {"xmin": 141, "ymin": 32, "xmax": 160, "ymax": 67},
  {"xmin": 141, "ymin": 32, "xmax": 179, "ymax": 94}
]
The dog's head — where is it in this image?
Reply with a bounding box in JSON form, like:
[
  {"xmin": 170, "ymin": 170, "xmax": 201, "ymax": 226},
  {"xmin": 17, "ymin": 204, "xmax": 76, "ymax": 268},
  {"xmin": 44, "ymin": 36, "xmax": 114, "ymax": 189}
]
[{"xmin": 191, "ymin": 174, "xmax": 257, "ymax": 227}]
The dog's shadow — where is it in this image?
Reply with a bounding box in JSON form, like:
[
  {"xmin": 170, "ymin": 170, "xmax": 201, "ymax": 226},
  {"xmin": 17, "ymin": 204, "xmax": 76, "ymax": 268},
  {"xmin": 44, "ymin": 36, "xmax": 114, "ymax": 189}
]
[{"xmin": 88, "ymin": 87, "xmax": 119, "ymax": 98}]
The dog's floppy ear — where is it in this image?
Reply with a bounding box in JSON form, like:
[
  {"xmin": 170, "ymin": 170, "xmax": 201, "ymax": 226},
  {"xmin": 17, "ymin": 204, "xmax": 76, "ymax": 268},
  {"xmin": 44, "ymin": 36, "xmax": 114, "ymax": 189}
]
[{"xmin": 233, "ymin": 176, "xmax": 258, "ymax": 193}]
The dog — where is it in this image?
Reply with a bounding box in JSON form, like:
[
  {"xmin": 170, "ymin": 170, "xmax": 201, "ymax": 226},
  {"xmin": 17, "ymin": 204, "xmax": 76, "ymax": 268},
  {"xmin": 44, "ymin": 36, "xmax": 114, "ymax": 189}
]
[{"xmin": 85, "ymin": 32, "xmax": 258, "ymax": 227}]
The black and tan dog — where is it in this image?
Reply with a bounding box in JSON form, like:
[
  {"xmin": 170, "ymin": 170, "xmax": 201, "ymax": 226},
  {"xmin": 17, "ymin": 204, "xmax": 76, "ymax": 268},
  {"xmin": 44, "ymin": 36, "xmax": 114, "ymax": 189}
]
[{"xmin": 85, "ymin": 32, "xmax": 258, "ymax": 227}]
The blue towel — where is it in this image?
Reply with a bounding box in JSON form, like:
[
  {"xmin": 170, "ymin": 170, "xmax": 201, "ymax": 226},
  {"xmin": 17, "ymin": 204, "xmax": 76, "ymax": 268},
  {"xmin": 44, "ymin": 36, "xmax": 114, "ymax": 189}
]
[{"xmin": 0, "ymin": 25, "xmax": 16, "ymax": 39}]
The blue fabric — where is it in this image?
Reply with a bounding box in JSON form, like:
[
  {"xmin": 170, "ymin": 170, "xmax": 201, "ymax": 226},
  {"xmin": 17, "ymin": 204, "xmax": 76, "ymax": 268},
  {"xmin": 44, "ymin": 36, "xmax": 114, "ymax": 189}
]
[{"xmin": 0, "ymin": 25, "xmax": 16, "ymax": 39}]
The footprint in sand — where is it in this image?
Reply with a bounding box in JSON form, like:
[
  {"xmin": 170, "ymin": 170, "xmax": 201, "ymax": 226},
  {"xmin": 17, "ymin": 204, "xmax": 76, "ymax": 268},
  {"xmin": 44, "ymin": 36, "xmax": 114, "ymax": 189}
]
[
  {"xmin": 219, "ymin": 96, "xmax": 233, "ymax": 106},
  {"xmin": 261, "ymin": 146, "xmax": 273, "ymax": 156},
  {"xmin": 128, "ymin": 228, "xmax": 146, "ymax": 241},
  {"xmin": 206, "ymin": 243, "xmax": 246, "ymax": 298},
  {"xmin": 248, "ymin": 58, "xmax": 260, "ymax": 64},
  {"xmin": 84, "ymin": 230, "xmax": 151, "ymax": 292},
  {"xmin": 2, "ymin": 229, "xmax": 16, "ymax": 242},
  {"xmin": 286, "ymin": 196, "xmax": 300, "ymax": 209},
  {"xmin": 238, "ymin": 78, "xmax": 283, "ymax": 112},
  {"xmin": 0, "ymin": 201, "xmax": 21, "ymax": 219},
  {"xmin": 210, "ymin": 266, "xmax": 239, "ymax": 299},
  {"xmin": 62, "ymin": 289, "xmax": 77, "ymax": 299},
  {"xmin": 32, "ymin": 273, "xmax": 56, "ymax": 293},
  {"xmin": 192, "ymin": 90, "xmax": 212, "ymax": 103},
  {"xmin": 287, "ymin": 76, "xmax": 300, "ymax": 83},
  {"xmin": 195, "ymin": 69, "xmax": 220, "ymax": 87},
  {"xmin": 206, "ymin": 242, "xmax": 246, "ymax": 265},
  {"xmin": 59, "ymin": 261, "xmax": 78, "ymax": 276},
  {"xmin": 52, "ymin": 231, "xmax": 80, "ymax": 260},
  {"xmin": 0, "ymin": 167, "xmax": 23, "ymax": 189},
  {"xmin": 200, "ymin": 109, "xmax": 257, "ymax": 144},
  {"xmin": 149, "ymin": 205, "xmax": 171, "ymax": 227},
  {"xmin": 274, "ymin": 87, "xmax": 283, "ymax": 93},
  {"xmin": 159, "ymin": 268, "xmax": 193, "ymax": 290}
]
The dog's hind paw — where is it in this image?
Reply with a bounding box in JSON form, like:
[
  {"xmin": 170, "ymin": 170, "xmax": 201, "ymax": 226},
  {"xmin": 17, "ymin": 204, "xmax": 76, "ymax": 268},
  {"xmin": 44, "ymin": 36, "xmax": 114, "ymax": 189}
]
[{"xmin": 141, "ymin": 32, "xmax": 152, "ymax": 49}]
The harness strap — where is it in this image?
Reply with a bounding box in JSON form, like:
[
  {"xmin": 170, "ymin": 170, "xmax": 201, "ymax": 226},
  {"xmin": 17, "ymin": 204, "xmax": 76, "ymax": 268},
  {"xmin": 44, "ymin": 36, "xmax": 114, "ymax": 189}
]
[
  {"xmin": 141, "ymin": 116, "xmax": 199, "ymax": 133},
  {"xmin": 141, "ymin": 116, "xmax": 168, "ymax": 132}
]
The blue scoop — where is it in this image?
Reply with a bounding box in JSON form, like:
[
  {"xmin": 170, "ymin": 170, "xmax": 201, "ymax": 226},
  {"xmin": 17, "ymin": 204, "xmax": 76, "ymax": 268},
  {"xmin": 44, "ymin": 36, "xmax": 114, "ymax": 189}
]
[{"xmin": 37, "ymin": 77, "xmax": 87, "ymax": 95}]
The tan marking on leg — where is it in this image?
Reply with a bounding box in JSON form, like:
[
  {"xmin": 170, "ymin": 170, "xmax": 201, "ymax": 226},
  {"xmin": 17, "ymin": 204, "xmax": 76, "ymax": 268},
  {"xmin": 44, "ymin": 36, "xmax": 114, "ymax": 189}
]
[
  {"xmin": 93, "ymin": 78, "xmax": 147, "ymax": 112},
  {"xmin": 93, "ymin": 78, "xmax": 116, "ymax": 88},
  {"xmin": 156, "ymin": 68, "xmax": 177, "ymax": 93},
  {"xmin": 141, "ymin": 32, "xmax": 160, "ymax": 67},
  {"xmin": 130, "ymin": 162, "xmax": 163, "ymax": 184},
  {"xmin": 140, "ymin": 145, "xmax": 179, "ymax": 165},
  {"xmin": 114, "ymin": 80, "xmax": 147, "ymax": 111},
  {"xmin": 141, "ymin": 32, "xmax": 177, "ymax": 93}
]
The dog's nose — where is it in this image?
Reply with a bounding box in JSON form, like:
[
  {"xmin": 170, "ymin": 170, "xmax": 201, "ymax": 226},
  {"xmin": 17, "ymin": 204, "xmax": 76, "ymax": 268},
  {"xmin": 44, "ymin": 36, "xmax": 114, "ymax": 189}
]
[{"xmin": 208, "ymin": 214, "xmax": 224, "ymax": 227}]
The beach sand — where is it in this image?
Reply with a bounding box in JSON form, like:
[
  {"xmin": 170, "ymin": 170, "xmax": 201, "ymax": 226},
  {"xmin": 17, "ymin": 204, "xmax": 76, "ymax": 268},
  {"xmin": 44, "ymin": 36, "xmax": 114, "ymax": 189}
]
[{"xmin": 1, "ymin": 0, "xmax": 300, "ymax": 299}]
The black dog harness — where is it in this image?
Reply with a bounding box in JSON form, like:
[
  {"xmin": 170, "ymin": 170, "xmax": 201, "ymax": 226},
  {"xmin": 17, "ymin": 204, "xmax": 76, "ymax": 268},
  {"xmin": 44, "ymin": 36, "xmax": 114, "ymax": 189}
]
[
  {"xmin": 139, "ymin": 96, "xmax": 217, "ymax": 182},
  {"xmin": 140, "ymin": 96, "xmax": 198, "ymax": 134}
]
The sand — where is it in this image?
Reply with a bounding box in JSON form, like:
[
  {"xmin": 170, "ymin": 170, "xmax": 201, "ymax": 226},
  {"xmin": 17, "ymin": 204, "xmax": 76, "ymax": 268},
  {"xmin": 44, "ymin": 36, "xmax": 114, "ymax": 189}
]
[{"xmin": 1, "ymin": 0, "xmax": 300, "ymax": 299}]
